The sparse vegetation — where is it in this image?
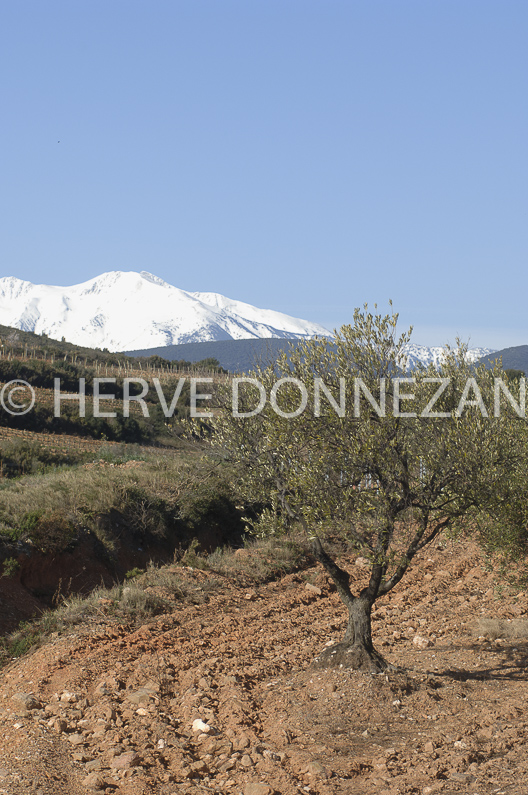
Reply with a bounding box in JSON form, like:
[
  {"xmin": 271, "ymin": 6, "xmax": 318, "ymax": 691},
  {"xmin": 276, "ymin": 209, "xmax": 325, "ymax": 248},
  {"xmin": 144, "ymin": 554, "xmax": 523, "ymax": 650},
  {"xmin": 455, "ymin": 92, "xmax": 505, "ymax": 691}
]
[
  {"xmin": 0, "ymin": 438, "xmax": 89, "ymax": 478},
  {"xmin": 472, "ymin": 617, "xmax": 528, "ymax": 640},
  {"xmin": 1, "ymin": 556, "xmax": 20, "ymax": 577},
  {"xmin": 0, "ymin": 452, "xmax": 240, "ymax": 552},
  {"xmin": 205, "ymin": 535, "xmax": 311, "ymax": 583},
  {"xmin": 0, "ymin": 533, "xmax": 311, "ymax": 665},
  {"xmin": 0, "ymin": 580, "xmax": 173, "ymax": 664}
]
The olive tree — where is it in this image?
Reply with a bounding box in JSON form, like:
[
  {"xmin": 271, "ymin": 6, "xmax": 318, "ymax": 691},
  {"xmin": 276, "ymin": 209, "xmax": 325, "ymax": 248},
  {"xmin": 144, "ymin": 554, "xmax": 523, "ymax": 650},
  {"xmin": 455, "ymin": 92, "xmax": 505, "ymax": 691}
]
[{"xmin": 204, "ymin": 306, "xmax": 527, "ymax": 671}]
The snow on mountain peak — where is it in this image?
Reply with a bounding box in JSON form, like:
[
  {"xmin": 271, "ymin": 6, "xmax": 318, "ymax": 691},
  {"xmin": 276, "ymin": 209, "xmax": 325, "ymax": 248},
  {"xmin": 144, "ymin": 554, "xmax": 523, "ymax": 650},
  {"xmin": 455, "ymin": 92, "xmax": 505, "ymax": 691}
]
[
  {"xmin": 0, "ymin": 270, "xmax": 329, "ymax": 351},
  {"xmin": 402, "ymin": 343, "xmax": 496, "ymax": 370},
  {"xmin": 0, "ymin": 271, "xmax": 498, "ymax": 362},
  {"xmin": 140, "ymin": 271, "xmax": 171, "ymax": 287}
]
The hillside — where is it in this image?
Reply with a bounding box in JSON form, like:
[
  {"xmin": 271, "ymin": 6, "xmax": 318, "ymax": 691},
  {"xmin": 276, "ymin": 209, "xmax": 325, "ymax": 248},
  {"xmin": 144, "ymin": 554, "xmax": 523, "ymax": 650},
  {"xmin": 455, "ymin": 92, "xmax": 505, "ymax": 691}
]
[
  {"xmin": 0, "ymin": 323, "xmax": 133, "ymax": 366},
  {"xmin": 0, "ymin": 539, "xmax": 527, "ymax": 794},
  {"xmin": 124, "ymin": 338, "xmax": 302, "ymax": 374},
  {"xmin": 478, "ymin": 345, "xmax": 528, "ymax": 375},
  {"xmin": 0, "ymin": 323, "xmax": 229, "ymax": 449},
  {"xmin": 126, "ymin": 338, "xmax": 496, "ymax": 374},
  {"xmin": 0, "ymin": 322, "xmax": 226, "ymax": 371}
]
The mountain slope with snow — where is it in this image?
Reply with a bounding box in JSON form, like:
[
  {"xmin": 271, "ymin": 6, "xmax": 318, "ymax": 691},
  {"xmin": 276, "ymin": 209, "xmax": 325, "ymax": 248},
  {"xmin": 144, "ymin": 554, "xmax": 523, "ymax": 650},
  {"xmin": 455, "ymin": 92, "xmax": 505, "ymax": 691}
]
[
  {"xmin": 0, "ymin": 271, "xmax": 329, "ymax": 351},
  {"xmin": 0, "ymin": 271, "xmax": 497, "ymax": 363},
  {"xmin": 402, "ymin": 343, "xmax": 495, "ymax": 370}
]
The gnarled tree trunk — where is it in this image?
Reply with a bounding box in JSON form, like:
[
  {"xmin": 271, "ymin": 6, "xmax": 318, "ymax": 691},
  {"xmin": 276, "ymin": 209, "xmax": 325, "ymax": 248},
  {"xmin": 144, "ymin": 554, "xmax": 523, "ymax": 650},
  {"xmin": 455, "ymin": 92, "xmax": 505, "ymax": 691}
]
[
  {"xmin": 311, "ymin": 593, "xmax": 389, "ymax": 671},
  {"xmin": 311, "ymin": 538, "xmax": 390, "ymax": 672}
]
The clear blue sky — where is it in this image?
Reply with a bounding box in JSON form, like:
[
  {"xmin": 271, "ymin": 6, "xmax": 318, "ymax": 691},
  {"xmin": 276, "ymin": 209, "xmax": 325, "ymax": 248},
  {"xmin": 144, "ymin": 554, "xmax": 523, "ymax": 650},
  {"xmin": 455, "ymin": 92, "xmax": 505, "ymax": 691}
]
[{"xmin": 1, "ymin": 1, "xmax": 527, "ymax": 349}]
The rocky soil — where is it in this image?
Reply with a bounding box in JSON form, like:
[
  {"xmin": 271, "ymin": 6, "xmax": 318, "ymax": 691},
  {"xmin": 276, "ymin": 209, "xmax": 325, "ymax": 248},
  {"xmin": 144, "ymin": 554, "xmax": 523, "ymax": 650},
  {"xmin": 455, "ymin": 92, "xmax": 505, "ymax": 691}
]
[{"xmin": 0, "ymin": 540, "xmax": 527, "ymax": 795}]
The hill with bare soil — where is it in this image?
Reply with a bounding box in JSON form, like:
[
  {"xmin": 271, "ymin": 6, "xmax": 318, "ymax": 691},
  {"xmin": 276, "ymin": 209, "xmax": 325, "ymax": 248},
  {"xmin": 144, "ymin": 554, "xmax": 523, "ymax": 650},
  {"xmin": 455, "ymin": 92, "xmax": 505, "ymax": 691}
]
[{"xmin": 0, "ymin": 539, "xmax": 527, "ymax": 795}]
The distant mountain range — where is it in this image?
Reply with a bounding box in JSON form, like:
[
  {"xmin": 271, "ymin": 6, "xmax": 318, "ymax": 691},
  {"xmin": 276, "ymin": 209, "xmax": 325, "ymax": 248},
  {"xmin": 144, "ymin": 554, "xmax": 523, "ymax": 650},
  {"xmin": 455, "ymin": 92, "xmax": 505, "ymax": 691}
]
[
  {"xmin": 126, "ymin": 338, "xmax": 307, "ymax": 373},
  {"xmin": 0, "ymin": 271, "xmax": 328, "ymax": 351},
  {"xmin": 126, "ymin": 338, "xmax": 497, "ymax": 374},
  {"xmin": 0, "ymin": 270, "xmax": 503, "ymax": 370},
  {"xmin": 403, "ymin": 343, "xmax": 493, "ymax": 370}
]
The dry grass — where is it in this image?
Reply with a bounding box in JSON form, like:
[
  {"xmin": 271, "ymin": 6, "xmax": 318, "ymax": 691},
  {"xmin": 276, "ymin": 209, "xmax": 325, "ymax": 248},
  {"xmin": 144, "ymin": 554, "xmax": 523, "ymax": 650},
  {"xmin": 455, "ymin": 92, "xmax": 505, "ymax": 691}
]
[
  {"xmin": 472, "ymin": 617, "xmax": 528, "ymax": 640},
  {"xmin": 0, "ymin": 533, "xmax": 313, "ymax": 665},
  {"xmin": 202, "ymin": 534, "xmax": 312, "ymax": 583},
  {"xmin": 0, "ymin": 569, "xmax": 193, "ymax": 664},
  {"xmin": 0, "ymin": 450, "xmax": 210, "ymax": 548}
]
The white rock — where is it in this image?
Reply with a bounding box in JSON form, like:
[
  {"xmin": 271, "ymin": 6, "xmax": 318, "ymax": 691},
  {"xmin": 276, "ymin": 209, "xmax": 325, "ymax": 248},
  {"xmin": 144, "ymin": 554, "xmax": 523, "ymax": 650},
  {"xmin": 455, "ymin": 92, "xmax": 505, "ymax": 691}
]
[
  {"xmin": 355, "ymin": 556, "xmax": 370, "ymax": 568},
  {"xmin": 413, "ymin": 634, "xmax": 433, "ymax": 649},
  {"xmin": 192, "ymin": 719, "xmax": 211, "ymax": 734},
  {"xmin": 60, "ymin": 691, "xmax": 78, "ymax": 703}
]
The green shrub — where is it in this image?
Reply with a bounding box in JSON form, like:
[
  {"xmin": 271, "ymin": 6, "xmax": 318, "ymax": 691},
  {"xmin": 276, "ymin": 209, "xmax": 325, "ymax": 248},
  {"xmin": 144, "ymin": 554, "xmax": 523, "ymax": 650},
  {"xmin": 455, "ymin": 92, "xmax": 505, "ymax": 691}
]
[
  {"xmin": 179, "ymin": 537, "xmax": 208, "ymax": 569},
  {"xmin": 2, "ymin": 510, "xmax": 44, "ymax": 542},
  {"xmin": 117, "ymin": 485, "xmax": 172, "ymax": 540},
  {"xmin": 177, "ymin": 470, "xmax": 240, "ymax": 531},
  {"xmin": 1, "ymin": 557, "xmax": 20, "ymax": 577},
  {"xmin": 25, "ymin": 511, "xmax": 76, "ymax": 554},
  {"xmin": 125, "ymin": 567, "xmax": 145, "ymax": 580}
]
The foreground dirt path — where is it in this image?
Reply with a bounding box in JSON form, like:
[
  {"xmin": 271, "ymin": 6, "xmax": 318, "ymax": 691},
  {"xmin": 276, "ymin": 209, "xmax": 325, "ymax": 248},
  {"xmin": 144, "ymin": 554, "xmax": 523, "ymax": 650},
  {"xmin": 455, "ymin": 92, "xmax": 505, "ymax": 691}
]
[{"xmin": 1, "ymin": 540, "xmax": 527, "ymax": 795}]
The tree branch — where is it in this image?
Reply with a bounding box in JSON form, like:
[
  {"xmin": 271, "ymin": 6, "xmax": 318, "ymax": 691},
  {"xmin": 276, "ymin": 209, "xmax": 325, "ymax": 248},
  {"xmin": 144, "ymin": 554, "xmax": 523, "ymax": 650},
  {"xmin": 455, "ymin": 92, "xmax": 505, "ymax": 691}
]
[{"xmin": 311, "ymin": 536, "xmax": 355, "ymax": 609}]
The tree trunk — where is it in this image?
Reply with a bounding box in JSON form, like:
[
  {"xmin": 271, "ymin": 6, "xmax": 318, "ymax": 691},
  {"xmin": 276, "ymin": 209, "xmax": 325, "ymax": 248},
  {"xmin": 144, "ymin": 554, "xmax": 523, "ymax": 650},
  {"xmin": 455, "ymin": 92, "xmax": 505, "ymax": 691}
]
[
  {"xmin": 310, "ymin": 537, "xmax": 392, "ymax": 672},
  {"xmin": 312, "ymin": 594, "xmax": 389, "ymax": 672}
]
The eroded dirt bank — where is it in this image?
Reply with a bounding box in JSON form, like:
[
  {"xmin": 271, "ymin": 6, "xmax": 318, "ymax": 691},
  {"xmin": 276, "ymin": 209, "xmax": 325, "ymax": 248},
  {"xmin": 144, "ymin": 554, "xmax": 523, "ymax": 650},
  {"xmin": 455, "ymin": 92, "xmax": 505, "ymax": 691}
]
[{"xmin": 0, "ymin": 540, "xmax": 527, "ymax": 795}]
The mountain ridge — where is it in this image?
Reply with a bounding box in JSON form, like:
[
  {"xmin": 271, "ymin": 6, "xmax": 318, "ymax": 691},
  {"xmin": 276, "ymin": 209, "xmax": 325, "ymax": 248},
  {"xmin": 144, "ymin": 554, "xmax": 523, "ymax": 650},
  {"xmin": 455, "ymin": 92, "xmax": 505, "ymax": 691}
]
[
  {"xmin": 0, "ymin": 270, "xmax": 497, "ymax": 367},
  {"xmin": 126, "ymin": 338, "xmax": 496, "ymax": 374},
  {"xmin": 0, "ymin": 271, "xmax": 329, "ymax": 351},
  {"xmin": 478, "ymin": 345, "xmax": 528, "ymax": 375}
]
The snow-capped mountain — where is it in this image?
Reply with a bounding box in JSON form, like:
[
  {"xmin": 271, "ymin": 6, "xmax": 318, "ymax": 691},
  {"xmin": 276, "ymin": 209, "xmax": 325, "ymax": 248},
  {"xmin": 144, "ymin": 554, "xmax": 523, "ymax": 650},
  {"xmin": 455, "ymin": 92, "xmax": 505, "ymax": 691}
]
[
  {"xmin": 402, "ymin": 343, "xmax": 495, "ymax": 370},
  {"xmin": 0, "ymin": 271, "xmax": 497, "ymax": 363},
  {"xmin": 0, "ymin": 271, "xmax": 329, "ymax": 351}
]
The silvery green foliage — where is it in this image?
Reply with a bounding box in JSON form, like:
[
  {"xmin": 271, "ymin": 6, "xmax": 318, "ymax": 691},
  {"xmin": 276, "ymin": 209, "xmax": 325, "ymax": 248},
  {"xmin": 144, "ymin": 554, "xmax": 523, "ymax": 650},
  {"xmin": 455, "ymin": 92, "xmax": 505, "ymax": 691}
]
[{"xmin": 205, "ymin": 304, "xmax": 527, "ymax": 595}]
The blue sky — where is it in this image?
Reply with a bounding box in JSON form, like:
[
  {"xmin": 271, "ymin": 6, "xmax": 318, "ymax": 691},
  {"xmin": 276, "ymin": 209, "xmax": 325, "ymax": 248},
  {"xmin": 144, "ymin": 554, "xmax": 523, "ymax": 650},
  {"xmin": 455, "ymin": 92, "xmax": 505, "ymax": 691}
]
[{"xmin": 1, "ymin": 1, "xmax": 527, "ymax": 349}]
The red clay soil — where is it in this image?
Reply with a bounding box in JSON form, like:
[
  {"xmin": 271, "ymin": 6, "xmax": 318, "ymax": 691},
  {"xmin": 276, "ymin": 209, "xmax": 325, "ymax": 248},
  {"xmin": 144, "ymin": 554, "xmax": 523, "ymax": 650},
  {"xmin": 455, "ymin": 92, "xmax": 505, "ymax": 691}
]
[{"xmin": 0, "ymin": 540, "xmax": 527, "ymax": 795}]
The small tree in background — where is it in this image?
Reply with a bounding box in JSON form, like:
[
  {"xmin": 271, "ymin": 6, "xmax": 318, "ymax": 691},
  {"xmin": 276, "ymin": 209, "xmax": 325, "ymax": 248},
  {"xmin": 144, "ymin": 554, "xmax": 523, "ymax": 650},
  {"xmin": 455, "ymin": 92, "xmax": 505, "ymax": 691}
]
[{"xmin": 204, "ymin": 306, "xmax": 528, "ymax": 671}]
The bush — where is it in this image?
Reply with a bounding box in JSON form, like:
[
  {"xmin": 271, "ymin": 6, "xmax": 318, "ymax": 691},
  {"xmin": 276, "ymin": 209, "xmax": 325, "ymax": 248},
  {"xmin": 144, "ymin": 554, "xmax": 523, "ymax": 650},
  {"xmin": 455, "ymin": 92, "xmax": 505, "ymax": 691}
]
[
  {"xmin": 24, "ymin": 511, "xmax": 77, "ymax": 554},
  {"xmin": 117, "ymin": 485, "xmax": 172, "ymax": 540},
  {"xmin": 177, "ymin": 471, "xmax": 241, "ymax": 532},
  {"xmin": 179, "ymin": 538, "xmax": 209, "ymax": 569},
  {"xmin": 0, "ymin": 439, "xmax": 89, "ymax": 478},
  {"xmin": 125, "ymin": 567, "xmax": 145, "ymax": 580},
  {"xmin": 1, "ymin": 556, "xmax": 20, "ymax": 577},
  {"xmin": 205, "ymin": 534, "xmax": 311, "ymax": 583}
]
